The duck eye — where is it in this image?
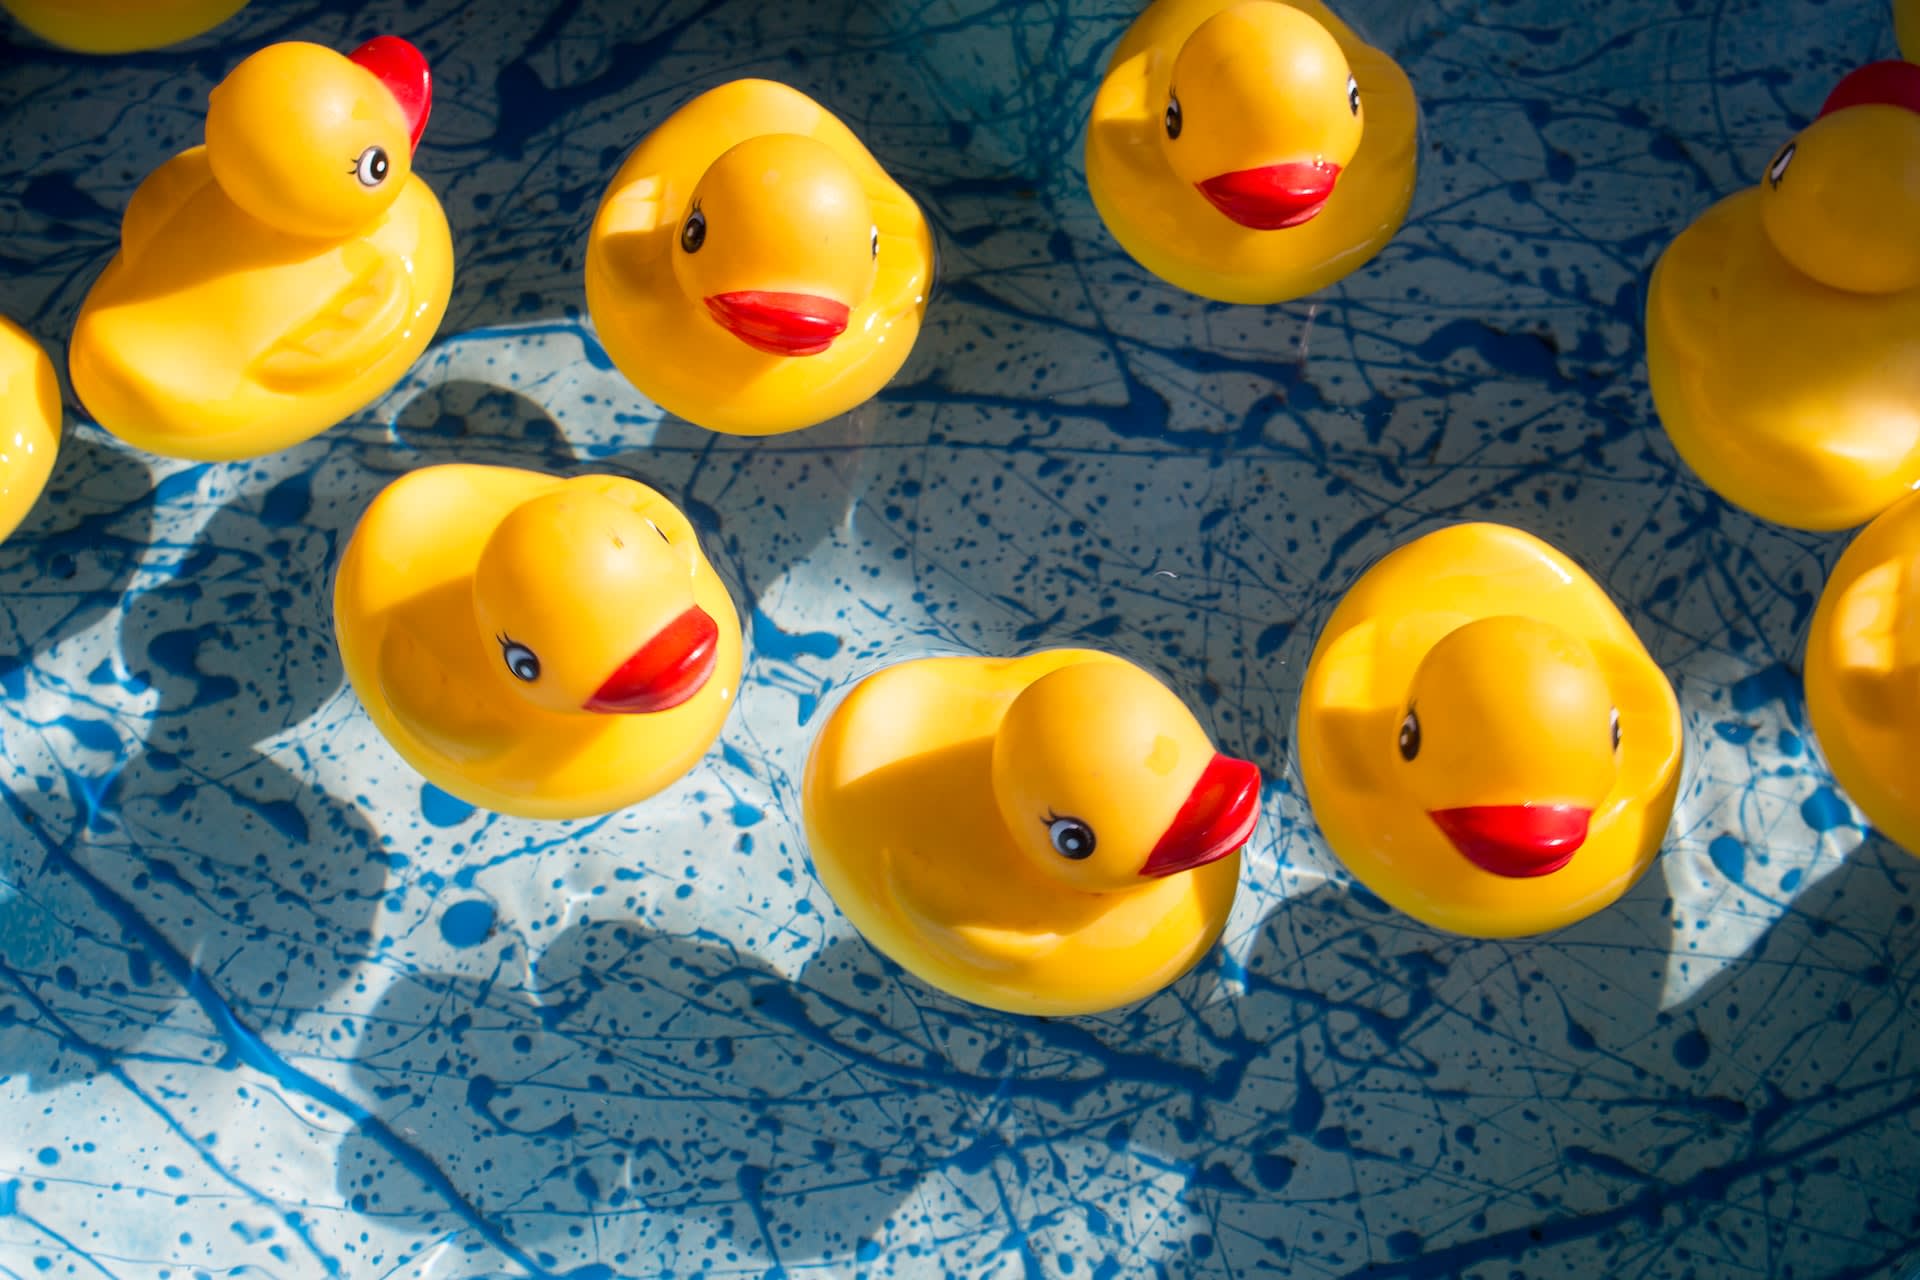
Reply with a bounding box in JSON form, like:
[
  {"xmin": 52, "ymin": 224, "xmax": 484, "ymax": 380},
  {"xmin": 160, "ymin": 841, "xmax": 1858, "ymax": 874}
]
[
  {"xmin": 354, "ymin": 145, "xmax": 390, "ymax": 188},
  {"xmin": 1767, "ymin": 141, "xmax": 1795, "ymax": 190},
  {"xmin": 1610, "ymin": 708, "xmax": 1621, "ymax": 751},
  {"xmin": 1347, "ymin": 75, "xmax": 1361, "ymax": 116},
  {"xmin": 1398, "ymin": 709, "xmax": 1420, "ymax": 761},
  {"xmin": 499, "ymin": 638, "xmax": 540, "ymax": 683},
  {"xmin": 1045, "ymin": 815, "xmax": 1096, "ymax": 860},
  {"xmin": 681, "ymin": 207, "xmax": 707, "ymax": 254},
  {"xmin": 1164, "ymin": 91, "xmax": 1182, "ymax": 140},
  {"xmin": 870, "ymin": 225, "xmax": 880, "ymax": 259}
]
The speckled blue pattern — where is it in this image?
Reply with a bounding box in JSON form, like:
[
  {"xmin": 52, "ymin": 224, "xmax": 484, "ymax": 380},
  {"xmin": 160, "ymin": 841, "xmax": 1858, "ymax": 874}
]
[{"xmin": 2, "ymin": 0, "xmax": 1918, "ymax": 1275}]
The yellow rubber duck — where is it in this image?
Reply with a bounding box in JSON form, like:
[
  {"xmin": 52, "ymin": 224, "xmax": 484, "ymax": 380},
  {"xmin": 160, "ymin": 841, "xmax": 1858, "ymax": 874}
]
[
  {"xmin": 1899, "ymin": 0, "xmax": 1918, "ymax": 62},
  {"xmin": 1805, "ymin": 488, "xmax": 1920, "ymax": 855},
  {"xmin": 1085, "ymin": 0, "xmax": 1418, "ymax": 304},
  {"xmin": 1297, "ymin": 524, "xmax": 1683, "ymax": 938},
  {"xmin": 69, "ymin": 36, "xmax": 452, "ymax": 462},
  {"xmin": 1646, "ymin": 60, "xmax": 1920, "ymax": 531},
  {"xmin": 802, "ymin": 650, "xmax": 1260, "ymax": 1016},
  {"xmin": 584, "ymin": 79, "xmax": 935, "ymax": 436},
  {"xmin": 0, "ymin": 318, "xmax": 59, "ymax": 544},
  {"xmin": 2, "ymin": 0, "xmax": 247, "ymax": 52},
  {"xmin": 333, "ymin": 465, "xmax": 743, "ymax": 821}
]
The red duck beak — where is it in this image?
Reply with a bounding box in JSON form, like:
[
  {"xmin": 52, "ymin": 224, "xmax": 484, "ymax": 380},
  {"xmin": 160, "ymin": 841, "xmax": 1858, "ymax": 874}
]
[
  {"xmin": 349, "ymin": 35, "xmax": 433, "ymax": 153},
  {"xmin": 584, "ymin": 606, "xmax": 720, "ymax": 714},
  {"xmin": 1428, "ymin": 804, "xmax": 1592, "ymax": 878},
  {"xmin": 704, "ymin": 291, "xmax": 851, "ymax": 357},
  {"xmin": 1139, "ymin": 753, "xmax": 1261, "ymax": 878},
  {"xmin": 1196, "ymin": 161, "xmax": 1341, "ymax": 230}
]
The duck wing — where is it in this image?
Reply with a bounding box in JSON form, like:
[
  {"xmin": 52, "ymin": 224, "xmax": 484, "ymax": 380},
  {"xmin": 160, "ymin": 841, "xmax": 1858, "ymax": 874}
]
[{"xmin": 252, "ymin": 238, "xmax": 410, "ymax": 392}]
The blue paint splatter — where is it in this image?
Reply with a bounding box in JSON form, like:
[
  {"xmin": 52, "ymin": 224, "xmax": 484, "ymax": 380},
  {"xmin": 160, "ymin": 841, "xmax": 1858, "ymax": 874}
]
[
  {"xmin": 420, "ymin": 784, "xmax": 477, "ymax": 828},
  {"xmin": 439, "ymin": 900, "xmax": 497, "ymax": 949}
]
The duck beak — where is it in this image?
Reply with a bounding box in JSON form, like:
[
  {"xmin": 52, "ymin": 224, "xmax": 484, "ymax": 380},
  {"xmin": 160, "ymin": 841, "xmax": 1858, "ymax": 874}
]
[
  {"xmin": 704, "ymin": 291, "xmax": 851, "ymax": 357},
  {"xmin": 1139, "ymin": 753, "xmax": 1261, "ymax": 877},
  {"xmin": 584, "ymin": 606, "xmax": 720, "ymax": 714},
  {"xmin": 1427, "ymin": 804, "xmax": 1591, "ymax": 878},
  {"xmin": 1196, "ymin": 161, "xmax": 1340, "ymax": 230},
  {"xmin": 349, "ymin": 35, "xmax": 433, "ymax": 153}
]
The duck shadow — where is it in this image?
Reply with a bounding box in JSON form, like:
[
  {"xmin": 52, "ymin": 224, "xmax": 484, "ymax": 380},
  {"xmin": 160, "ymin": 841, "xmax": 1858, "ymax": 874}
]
[
  {"xmin": 2, "ymin": 465, "xmax": 386, "ymax": 1093},
  {"xmin": 1142, "ymin": 848, "xmax": 1920, "ymax": 1277},
  {"xmin": 334, "ymin": 918, "xmax": 928, "ymax": 1273}
]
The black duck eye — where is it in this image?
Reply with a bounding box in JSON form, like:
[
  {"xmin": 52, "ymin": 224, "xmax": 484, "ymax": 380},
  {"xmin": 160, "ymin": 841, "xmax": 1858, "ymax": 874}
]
[
  {"xmin": 354, "ymin": 145, "xmax": 390, "ymax": 188},
  {"xmin": 1767, "ymin": 141, "xmax": 1795, "ymax": 190},
  {"xmin": 1164, "ymin": 91, "xmax": 1182, "ymax": 140},
  {"xmin": 870, "ymin": 225, "xmax": 880, "ymax": 258},
  {"xmin": 1347, "ymin": 75, "xmax": 1360, "ymax": 115},
  {"xmin": 1046, "ymin": 815, "xmax": 1096, "ymax": 860},
  {"xmin": 1610, "ymin": 708, "xmax": 1622, "ymax": 751},
  {"xmin": 1398, "ymin": 708, "xmax": 1420, "ymax": 761},
  {"xmin": 681, "ymin": 206, "xmax": 707, "ymax": 254},
  {"xmin": 499, "ymin": 637, "xmax": 540, "ymax": 683}
]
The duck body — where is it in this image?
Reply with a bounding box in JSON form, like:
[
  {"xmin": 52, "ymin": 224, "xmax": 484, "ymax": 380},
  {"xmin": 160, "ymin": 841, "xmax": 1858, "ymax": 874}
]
[
  {"xmin": 1804, "ymin": 489, "xmax": 1920, "ymax": 855},
  {"xmin": 585, "ymin": 79, "xmax": 935, "ymax": 436},
  {"xmin": 1085, "ymin": 0, "xmax": 1418, "ymax": 304},
  {"xmin": 0, "ymin": 317, "xmax": 59, "ymax": 544},
  {"xmin": 803, "ymin": 651, "xmax": 1260, "ymax": 1016},
  {"xmin": 334, "ymin": 464, "xmax": 742, "ymax": 821},
  {"xmin": 70, "ymin": 38, "xmax": 452, "ymax": 462},
  {"xmin": 1646, "ymin": 61, "xmax": 1920, "ymax": 531},
  {"xmin": 1298, "ymin": 524, "xmax": 1682, "ymax": 938},
  {"xmin": 2, "ymin": 0, "xmax": 247, "ymax": 52}
]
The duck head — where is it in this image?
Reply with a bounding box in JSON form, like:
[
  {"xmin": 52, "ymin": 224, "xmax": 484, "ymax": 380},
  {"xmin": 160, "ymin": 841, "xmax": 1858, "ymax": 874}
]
[
  {"xmin": 205, "ymin": 36, "xmax": 432, "ymax": 239},
  {"xmin": 989, "ymin": 662, "xmax": 1261, "ymax": 892},
  {"xmin": 471, "ymin": 481, "xmax": 720, "ymax": 717},
  {"xmin": 1395, "ymin": 616, "xmax": 1619, "ymax": 878},
  {"xmin": 670, "ymin": 133, "xmax": 879, "ymax": 357},
  {"xmin": 1160, "ymin": 1, "xmax": 1363, "ymax": 230},
  {"xmin": 1759, "ymin": 60, "xmax": 1920, "ymax": 294}
]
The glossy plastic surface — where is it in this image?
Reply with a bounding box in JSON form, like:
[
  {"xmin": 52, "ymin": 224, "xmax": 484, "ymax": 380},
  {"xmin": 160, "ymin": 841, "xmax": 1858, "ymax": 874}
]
[
  {"xmin": 1805, "ymin": 489, "xmax": 1920, "ymax": 855},
  {"xmin": 0, "ymin": 0, "xmax": 246, "ymax": 52},
  {"xmin": 1085, "ymin": 0, "xmax": 1418, "ymax": 303},
  {"xmin": 1298, "ymin": 523, "xmax": 1684, "ymax": 937},
  {"xmin": 0, "ymin": 316, "xmax": 58, "ymax": 544},
  {"xmin": 5, "ymin": 2, "xmax": 1920, "ymax": 1276},
  {"xmin": 585, "ymin": 79, "xmax": 935, "ymax": 435},
  {"xmin": 334, "ymin": 464, "xmax": 742, "ymax": 820},
  {"xmin": 1646, "ymin": 60, "xmax": 1920, "ymax": 531},
  {"xmin": 803, "ymin": 651, "xmax": 1257, "ymax": 1015},
  {"xmin": 68, "ymin": 38, "xmax": 452, "ymax": 461}
]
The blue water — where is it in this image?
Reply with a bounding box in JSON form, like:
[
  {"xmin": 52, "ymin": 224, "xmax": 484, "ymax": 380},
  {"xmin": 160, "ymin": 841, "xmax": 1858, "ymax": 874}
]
[{"xmin": 1, "ymin": 0, "xmax": 1916, "ymax": 1276}]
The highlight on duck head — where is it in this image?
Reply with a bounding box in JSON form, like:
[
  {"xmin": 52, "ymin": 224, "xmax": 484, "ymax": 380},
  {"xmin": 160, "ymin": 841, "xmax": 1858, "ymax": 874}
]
[
  {"xmin": 1159, "ymin": 1, "xmax": 1364, "ymax": 230},
  {"xmin": 1396, "ymin": 615, "xmax": 1621, "ymax": 880},
  {"xmin": 1758, "ymin": 59, "xmax": 1920, "ymax": 294},
  {"xmin": 470, "ymin": 482, "xmax": 720, "ymax": 718},
  {"xmin": 988, "ymin": 660, "xmax": 1261, "ymax": 893},
  {"xmin": 205, "ymin": 36, "xmax": 432, "ymax": 239},
  {"xmin": 670, "ymin": 133, "xmax": 881, "ymax": 357}
]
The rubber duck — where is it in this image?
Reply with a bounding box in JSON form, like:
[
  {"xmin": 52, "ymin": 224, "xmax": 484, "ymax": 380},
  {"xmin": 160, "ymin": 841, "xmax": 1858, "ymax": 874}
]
[
  {"xmin": 1, "ymin": 0, "xmax": 246, "ymax": 52},
  {"xmin": 68, "ymin": 36, "xmax": 452, "ymax": 462},
  {"xmin": 0, "ymin": 317, "xmax": 59, "ymax": 544},
  {"xmin": 584, "ymin": 79, "xmax": 935, "ymax": 436},
  {"xmin": 1805, "ymin": 489, "xmax": 1920, "ymax": 855},
  {"xmin": 1297, "ymin": 524, "xmax": 1683, "ymax": 938},
  {"xmin": 1646, "ymin": 60, "xmax": 1920, "ymax": 531},
  {"xmin": 1084, "ymin": 0, "xmax": 1418, "ymax": 304},
  {"xmin": 802, "ymin": 650, "xmax": 1259, "ymax": 1016},
  {"xmin": 333, "ymin": 465, "xmax": 742, "ymax": 821},
  {"xmin": 1899, "ymin": 0, "xmax": 1919, "ymax": 62}
]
